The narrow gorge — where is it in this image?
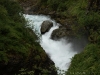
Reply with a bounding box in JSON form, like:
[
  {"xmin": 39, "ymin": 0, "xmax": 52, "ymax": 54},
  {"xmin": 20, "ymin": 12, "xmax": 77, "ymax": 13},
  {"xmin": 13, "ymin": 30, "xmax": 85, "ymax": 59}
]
[
  {"xmin": 24, "ymin": 14, "xmax": 87, "ymax": 74},
  {"xmin": 1, "ymin": 0, "xmax": 100, "ymax": 75}
]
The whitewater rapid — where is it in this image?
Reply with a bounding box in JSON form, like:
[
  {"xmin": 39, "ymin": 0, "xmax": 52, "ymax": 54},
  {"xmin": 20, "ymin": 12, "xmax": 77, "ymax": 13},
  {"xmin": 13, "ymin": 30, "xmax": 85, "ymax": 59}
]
[{"xmin": 24, "ymin": 14, "xmax": 78, "ymax": 74}]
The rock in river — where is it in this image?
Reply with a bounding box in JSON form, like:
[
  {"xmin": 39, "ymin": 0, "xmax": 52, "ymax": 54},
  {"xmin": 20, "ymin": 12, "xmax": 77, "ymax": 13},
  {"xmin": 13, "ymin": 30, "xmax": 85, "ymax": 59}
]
[
  {"xmin": 41, "ymin": 20, "xmax": 53, "ymax": 34},
  {"xmin": 51, "ymin": 26, "xmax": 71, "ymax": 40}
]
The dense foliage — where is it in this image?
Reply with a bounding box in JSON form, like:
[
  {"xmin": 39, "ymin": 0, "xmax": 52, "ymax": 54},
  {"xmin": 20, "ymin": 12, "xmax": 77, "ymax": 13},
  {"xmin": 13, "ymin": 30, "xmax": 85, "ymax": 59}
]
[
  {"xmin": 1, "ymin": 0, "xmax": 100, "ymax": 75},
  {"xmin": 35, "ymin": 0, "xmax": 100, "ymax": 75},
  {"xmin": 0, "ymin": 0, "xmax": 56, "ymax": 75}
]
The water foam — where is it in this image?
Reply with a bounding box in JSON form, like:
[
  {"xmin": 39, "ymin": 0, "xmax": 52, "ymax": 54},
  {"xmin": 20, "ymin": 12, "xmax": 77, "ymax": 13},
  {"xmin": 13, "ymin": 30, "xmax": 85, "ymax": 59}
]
[{"xmin": 24, "ymin": 14, "xmax": 78, "ymax": 74}]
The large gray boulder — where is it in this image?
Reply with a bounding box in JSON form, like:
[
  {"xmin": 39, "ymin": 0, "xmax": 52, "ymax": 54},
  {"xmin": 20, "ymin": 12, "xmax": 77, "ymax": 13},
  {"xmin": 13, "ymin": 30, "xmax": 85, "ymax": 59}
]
[{"xmin": 41, "ymin": 20, "xmax": 53, "ymax": 34}]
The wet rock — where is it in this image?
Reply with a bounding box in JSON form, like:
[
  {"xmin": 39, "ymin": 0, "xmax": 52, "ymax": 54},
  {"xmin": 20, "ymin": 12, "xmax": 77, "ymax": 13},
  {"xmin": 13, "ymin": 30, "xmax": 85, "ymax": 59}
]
[
  {"xmin": 51, "ymin": 26, "xmax": 73, "ymax": 40},
  {"xmin": 41, "ymin": 20, "xmax": 53, "ymax": 34}
]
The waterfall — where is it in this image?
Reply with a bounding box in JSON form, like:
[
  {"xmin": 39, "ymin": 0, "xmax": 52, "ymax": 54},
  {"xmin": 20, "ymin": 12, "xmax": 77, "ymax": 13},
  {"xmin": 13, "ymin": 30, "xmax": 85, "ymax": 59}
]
[{"xmin": 24, "ymin": 14, "xmax": 78, "ymax": 74}]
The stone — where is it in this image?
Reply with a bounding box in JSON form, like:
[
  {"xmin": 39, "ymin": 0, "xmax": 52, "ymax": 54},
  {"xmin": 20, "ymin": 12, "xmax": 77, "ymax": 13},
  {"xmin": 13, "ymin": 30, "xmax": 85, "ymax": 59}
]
[
  {"xmin": 51, "ymin": 26, "xmax": 73, "ymax": 40},
  {"xmin": 41, "ymin": 20, "xmax": 53, "ymax": 34}
]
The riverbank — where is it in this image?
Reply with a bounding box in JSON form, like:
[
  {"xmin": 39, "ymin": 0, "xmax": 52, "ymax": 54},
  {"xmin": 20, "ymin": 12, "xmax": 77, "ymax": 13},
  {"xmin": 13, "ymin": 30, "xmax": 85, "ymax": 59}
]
[
  {"xmin": 0, "ymin": 0, "xmax": 57, "ymax": 75},
  {"xmin": 18, "ymin": 0, "xmax": 100, "ymax": 75}
]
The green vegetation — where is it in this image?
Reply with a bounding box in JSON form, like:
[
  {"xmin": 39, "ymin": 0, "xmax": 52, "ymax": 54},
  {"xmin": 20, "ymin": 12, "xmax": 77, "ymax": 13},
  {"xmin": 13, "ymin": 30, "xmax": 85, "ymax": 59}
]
[
  {"xmin": 36, "ymin": 0, "xmax": 100, "ymax": 75},
  {"xmin": 66, "ymin": 44, "xmax": 100, "ymax": 75},
  {"xmin": 0, "ymin": 0, "xmax": 56, "ymax": 75},
  {"xmin": 1, "ymin": 0, "xmax": 100, "ymax": 75}
]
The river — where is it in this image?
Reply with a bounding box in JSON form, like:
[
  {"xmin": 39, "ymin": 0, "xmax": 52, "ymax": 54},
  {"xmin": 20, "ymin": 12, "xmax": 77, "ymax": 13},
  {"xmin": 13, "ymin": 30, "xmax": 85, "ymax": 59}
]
[{"xmin": 24, "ymin": 14, "xmax": 87, "ymax": 75}]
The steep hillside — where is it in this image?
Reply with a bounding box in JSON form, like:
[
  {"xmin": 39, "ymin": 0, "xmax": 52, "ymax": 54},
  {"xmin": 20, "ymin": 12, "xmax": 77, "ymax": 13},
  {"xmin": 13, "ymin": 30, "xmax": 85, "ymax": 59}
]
[{"xmin": 0, "ymin": 0, "xmax": 56, "ymax": 75}]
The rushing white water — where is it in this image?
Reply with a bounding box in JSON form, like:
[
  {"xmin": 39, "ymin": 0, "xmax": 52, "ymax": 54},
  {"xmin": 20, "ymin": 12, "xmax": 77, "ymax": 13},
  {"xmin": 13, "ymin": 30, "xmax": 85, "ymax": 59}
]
[{"xmin": 24, "ymin": 14, "xmax": 78, "ymax": 74}]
